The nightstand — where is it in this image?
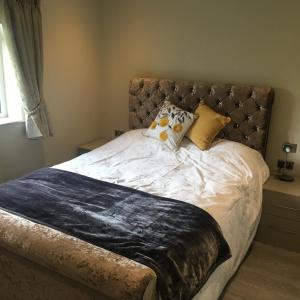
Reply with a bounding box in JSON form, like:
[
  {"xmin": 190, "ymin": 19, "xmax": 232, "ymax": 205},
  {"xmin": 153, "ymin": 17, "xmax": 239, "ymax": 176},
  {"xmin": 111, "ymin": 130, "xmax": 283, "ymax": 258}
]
[
  {"xmin": 78, "ymin": 137, "xmax": 112, "ymax": 155},
  {"xmin": 255, "ymin": 175, "xmax": 300, "ymax": 252}
]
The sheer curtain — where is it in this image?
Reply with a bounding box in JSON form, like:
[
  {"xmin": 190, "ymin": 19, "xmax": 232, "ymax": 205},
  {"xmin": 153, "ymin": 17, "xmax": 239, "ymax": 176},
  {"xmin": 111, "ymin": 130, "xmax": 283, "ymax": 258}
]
[{"xmin": 1, "ymin": 0, "xmax": 53, "ymax": 138}]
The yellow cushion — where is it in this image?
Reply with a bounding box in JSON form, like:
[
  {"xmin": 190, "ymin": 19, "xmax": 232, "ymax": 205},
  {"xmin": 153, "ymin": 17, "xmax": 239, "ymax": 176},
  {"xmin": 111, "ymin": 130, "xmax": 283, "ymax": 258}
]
[{"xmin": 186, "ymin": 104, "xmax": 231, "ymax": 150}]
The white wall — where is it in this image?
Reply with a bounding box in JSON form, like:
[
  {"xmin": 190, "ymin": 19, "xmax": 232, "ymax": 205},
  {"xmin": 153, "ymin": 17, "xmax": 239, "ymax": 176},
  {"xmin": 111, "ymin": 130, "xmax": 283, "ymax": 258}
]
[
  {"xmin": 100, "ymin": 0, "xmax": 300, "ymax": 175},
  {"xmin": 0, "ymin": 122, "xmax": 44, "ymax": 182},
  {"xmin": 42, "ymin": 0, "xmax": 105, "ymax": 166}
]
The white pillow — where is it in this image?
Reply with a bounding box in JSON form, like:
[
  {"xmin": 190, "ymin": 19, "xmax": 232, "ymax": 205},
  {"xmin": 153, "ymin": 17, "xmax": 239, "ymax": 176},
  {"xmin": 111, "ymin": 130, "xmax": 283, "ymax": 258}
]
[{"xmin": 144, "ymin": 101, "xmax": 196, "ymax": 150}]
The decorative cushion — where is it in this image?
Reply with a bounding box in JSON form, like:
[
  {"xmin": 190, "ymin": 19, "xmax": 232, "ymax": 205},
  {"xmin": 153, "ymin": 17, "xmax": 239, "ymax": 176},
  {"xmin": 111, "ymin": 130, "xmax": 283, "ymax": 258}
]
[
  {"xmin": 186, "ymin": 104, "xmax": 231, "ymax": 150},
  {"xmin": 144, "ymin": 101, "xmax": 196, "ymax": 150}
]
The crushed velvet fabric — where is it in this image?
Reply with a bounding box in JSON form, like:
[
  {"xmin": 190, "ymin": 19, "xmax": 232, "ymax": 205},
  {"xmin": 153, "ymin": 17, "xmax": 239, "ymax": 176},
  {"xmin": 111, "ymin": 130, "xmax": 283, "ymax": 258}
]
[
  {"xmin": 129, "ymin": 77, "xmax": 274, "ymax": 157},
  {"xmin": 0, "ymin": 246, "xmax": 110, "ymax": 300},
  {"xmin": 0, "ymin": 210, "xmax": 156, "ymax": 300},
  {"xmin": 0, "ymin": 168, "xmax": 231, "ymax": 300}
]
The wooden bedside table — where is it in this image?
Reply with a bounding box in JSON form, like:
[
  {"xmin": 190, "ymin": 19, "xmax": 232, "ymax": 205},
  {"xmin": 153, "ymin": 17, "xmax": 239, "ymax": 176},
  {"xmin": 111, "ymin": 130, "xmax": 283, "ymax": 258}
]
[
  {"xmin": 78, "ymin": 137, "xmax": 112, "ymax": 155},
  {"xmin": 255, "ymin": 175, "xmax": 300, "ymax": 252}
]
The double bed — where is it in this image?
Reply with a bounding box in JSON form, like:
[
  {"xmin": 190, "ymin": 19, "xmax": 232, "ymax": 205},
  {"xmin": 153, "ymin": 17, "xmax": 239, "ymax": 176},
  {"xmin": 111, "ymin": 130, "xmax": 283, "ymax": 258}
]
[{"xmin": 0, "ymin": 77, "xmax": 274, "ymax": 300}]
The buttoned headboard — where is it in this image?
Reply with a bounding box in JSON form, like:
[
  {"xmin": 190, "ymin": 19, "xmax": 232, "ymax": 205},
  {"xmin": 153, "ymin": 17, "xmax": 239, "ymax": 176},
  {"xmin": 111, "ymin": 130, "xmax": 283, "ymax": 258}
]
[{"xmin": 129, "ymin": 77, "xmax": 274, "ymax": 157}]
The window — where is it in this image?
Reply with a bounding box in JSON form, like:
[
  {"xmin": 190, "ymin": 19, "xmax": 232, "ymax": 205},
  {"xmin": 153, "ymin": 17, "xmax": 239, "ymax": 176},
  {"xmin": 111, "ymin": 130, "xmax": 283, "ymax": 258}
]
[
  {"xmin": 0, "ymin": 24, "xmax": 23, "ymax": 124},
  {"xmin": 0, "ymin": 25, "xmax": 7, "ymax": 118}
]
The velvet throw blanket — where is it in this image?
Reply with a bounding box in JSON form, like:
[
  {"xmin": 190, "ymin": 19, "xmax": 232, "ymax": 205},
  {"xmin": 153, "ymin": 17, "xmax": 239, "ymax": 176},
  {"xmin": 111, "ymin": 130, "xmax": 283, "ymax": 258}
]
[{"xmin": 0, "ymin": 168, "xmax": 231, "ymax": 300}]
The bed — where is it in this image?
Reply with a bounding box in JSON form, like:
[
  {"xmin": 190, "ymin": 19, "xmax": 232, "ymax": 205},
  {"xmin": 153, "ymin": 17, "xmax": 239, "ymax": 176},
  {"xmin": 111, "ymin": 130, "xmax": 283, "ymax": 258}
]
[{"xmin": 0, "ymin": 77, "xmax": 274, "ymax": 300}]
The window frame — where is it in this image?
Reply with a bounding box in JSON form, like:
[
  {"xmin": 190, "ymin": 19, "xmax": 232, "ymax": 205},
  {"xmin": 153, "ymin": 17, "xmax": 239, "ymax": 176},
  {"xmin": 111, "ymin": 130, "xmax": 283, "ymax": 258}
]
[
  {"xmin": 0, "ymin": 23, "xmax": 24, "ymax": 125},
  {"xmin": 0, "ymin": 24, "xmax": 8, "ymax": 118}
]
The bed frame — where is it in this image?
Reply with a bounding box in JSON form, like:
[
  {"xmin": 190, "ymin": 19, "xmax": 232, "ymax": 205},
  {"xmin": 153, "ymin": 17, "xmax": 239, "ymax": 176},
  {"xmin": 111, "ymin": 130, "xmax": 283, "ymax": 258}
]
[
  {"xmin": 0, "ymin": 77, "xmax": 274, "ymax": 300},
  {"xmin": 129, "ymin": 77, "xmax": 274, "ymax": 157}
]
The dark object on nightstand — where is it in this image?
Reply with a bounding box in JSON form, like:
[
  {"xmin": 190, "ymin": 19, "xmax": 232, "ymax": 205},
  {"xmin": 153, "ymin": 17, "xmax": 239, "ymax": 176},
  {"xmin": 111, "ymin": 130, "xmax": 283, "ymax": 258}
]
[
  {"xmin": 278, "ymin": 142, "xmax": 297, "ymax": 182},
  {"xmin": 115, "ymin": 130, "xmax": 126, "ymax": 137},
  {"xmin": 78, "ymin": 138, "xmax": 112, "ymax": 156}
]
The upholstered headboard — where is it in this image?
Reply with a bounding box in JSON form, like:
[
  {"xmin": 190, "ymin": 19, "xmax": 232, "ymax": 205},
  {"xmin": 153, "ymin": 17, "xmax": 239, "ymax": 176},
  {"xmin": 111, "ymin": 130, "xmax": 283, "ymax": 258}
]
[{"xmin": 129, "ymin": 77, "xmax": 274, "ymax": 157}]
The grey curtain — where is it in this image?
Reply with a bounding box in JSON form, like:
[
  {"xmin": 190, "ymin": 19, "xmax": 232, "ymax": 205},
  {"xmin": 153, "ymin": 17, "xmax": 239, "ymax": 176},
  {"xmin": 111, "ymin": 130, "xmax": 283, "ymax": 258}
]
[{"xmin": 2, "ymin": 0, "xmax": 53, "ymax": 138}]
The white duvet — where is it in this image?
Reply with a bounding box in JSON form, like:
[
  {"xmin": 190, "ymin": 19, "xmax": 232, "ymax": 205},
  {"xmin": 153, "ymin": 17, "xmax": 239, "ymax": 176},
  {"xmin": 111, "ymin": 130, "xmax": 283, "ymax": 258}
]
[{"xmin": 55, "ymin": 129, "xmax": 269, "ymax": 300}]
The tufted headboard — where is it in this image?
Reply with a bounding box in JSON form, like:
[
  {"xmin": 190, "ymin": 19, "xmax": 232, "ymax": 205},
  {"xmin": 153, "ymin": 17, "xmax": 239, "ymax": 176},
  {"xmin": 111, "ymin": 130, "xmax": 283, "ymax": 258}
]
[{"xmin": 129, "ymin": 77, "xmax": 274, "ymax": 157}]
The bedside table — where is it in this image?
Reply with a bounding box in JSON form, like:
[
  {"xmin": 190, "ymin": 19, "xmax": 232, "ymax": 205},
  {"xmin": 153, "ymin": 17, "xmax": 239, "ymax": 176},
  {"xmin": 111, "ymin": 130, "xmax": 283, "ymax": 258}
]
[
  {"xmin": 255, "ymin": 175, "xmax": 300, "ymax": 252},
  {"xmin": 78, "ymin": 137, "xmax": 112, "ymax": 155}
]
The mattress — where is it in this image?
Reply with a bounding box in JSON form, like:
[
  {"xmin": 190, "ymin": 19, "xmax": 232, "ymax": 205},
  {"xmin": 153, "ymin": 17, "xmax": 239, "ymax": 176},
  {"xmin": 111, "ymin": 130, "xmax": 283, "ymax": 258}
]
[{"xmin": 55, "ymin": 129, "xmax": 269, "ymax": 300}]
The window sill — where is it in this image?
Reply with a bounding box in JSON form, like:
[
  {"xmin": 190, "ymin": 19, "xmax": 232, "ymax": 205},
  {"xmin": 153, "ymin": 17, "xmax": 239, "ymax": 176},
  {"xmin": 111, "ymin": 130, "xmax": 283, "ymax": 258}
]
[{"xmin": 0, "ymin": 117, "xmax": 24, "ymax": 126}]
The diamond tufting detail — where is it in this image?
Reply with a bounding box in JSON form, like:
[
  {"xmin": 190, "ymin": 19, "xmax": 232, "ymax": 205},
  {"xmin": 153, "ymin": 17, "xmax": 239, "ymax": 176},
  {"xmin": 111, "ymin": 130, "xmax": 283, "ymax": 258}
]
[{"xmin": 129, "ymin": 77, "xmax": 274, "ymax": 156}]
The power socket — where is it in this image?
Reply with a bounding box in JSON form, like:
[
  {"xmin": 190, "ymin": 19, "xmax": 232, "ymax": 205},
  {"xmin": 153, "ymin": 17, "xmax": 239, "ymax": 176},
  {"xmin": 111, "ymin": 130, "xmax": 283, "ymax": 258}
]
[
  {"xmin": 277, "ymin": 160, "xmax": 285, "ymax": 169},
  {"xmin": 286, "ymin": 161, "xmax": 294, "ymax": 170},
  {"xmin": 277, "ymin": 160, "xmax": 294, "ymax": 170}
]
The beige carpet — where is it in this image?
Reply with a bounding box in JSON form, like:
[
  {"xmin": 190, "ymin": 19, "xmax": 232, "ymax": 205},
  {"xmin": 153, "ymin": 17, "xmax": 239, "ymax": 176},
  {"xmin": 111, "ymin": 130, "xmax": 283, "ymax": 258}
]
[{"xmin": 222, "ymin": 242, "xmax": 300, "ymax": 300}]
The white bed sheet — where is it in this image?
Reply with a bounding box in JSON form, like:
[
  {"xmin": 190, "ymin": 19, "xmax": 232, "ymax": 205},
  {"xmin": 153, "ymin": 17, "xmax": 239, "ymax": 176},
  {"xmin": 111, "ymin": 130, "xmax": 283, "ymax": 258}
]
[{"xmin": 55, "ymin": 129, "xmax": 269, "ymax": 300}]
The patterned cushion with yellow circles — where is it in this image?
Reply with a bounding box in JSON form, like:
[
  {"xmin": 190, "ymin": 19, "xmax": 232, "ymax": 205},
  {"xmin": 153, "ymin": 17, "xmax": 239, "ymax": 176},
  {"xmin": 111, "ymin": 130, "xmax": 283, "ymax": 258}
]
[{"xmin": 144, "ymin": 101, "xmax": 196, "ymax": 150}]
